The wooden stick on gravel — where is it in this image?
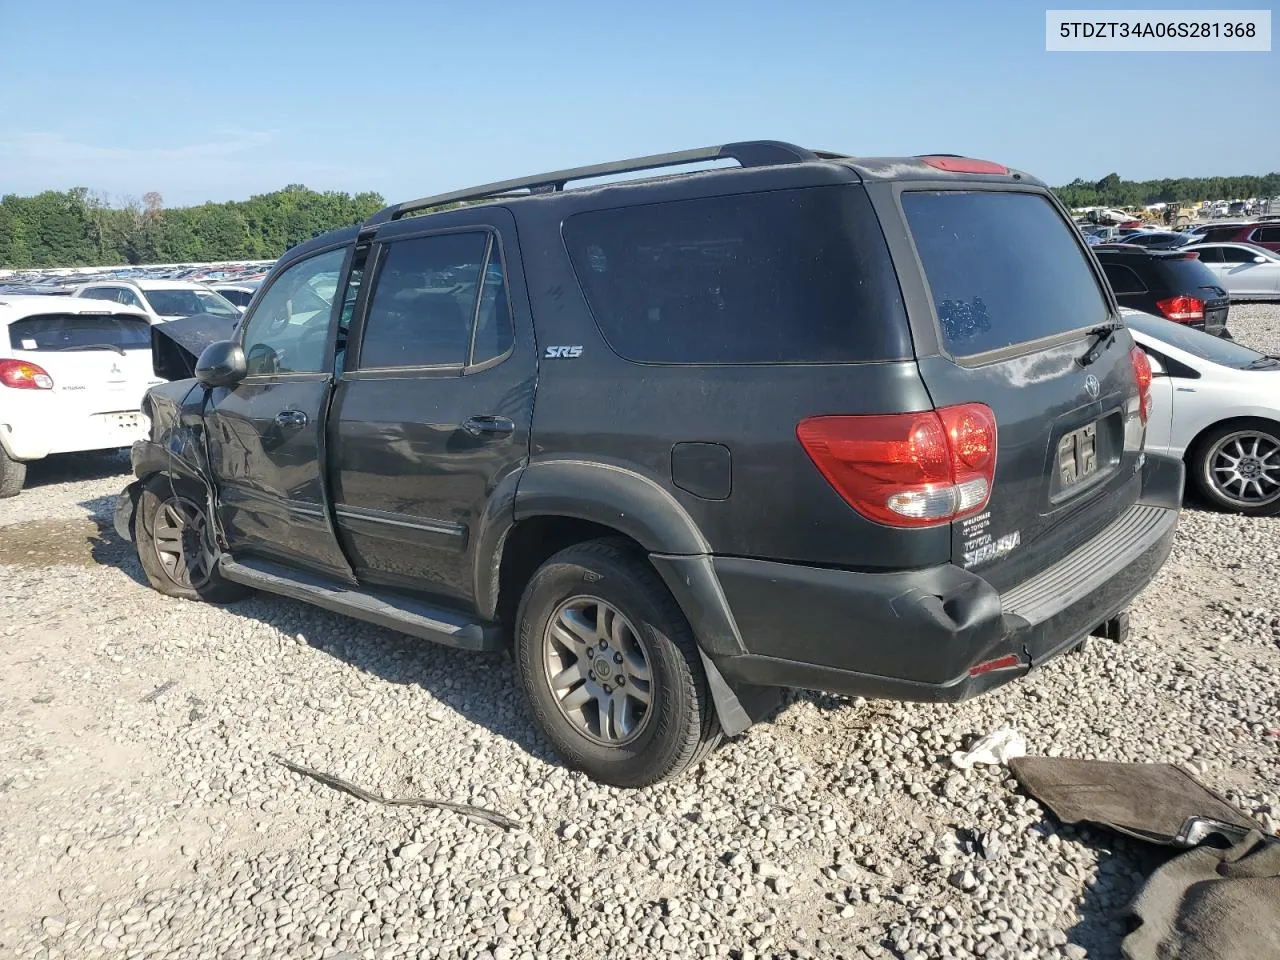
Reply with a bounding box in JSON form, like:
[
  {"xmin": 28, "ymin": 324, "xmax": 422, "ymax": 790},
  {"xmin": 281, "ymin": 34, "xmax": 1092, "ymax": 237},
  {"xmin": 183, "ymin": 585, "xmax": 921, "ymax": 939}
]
[{"xmin": 271, "ymin": 753, "xmax": 521, "ymax": 831}]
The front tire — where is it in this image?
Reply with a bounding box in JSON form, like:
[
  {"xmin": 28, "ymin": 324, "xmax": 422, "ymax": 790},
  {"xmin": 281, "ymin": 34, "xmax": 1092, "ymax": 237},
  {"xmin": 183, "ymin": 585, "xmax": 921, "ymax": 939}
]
[
  {"xmin": 136, "ymin": 476, "xmax": 250, "ymax": 602},
  {"xmin": 515, "ymin": 540, "xmax": 721, "ymax": 787},
  {"xmin": 1190, "ymin": 421, "xmax": 1280, "ymax": 516},
  {"xmin": 0, "ymin": 447, "xmax": 26, "ymax": 499}
]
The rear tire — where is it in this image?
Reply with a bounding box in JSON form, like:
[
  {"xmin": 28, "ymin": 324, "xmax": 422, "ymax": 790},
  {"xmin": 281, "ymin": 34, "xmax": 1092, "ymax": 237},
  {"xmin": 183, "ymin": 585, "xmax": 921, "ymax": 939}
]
[
  {"xmin": 136, "ymin": 475, "xmax": 250, "ymax": 602},
  {"xmin": 0, "ymin": 447, "xmax": 25, "ymax": 499},
  {"xmin": 515, "ymin": 539, "xmax": 721, "ymax": 788},
  {"xmin": 1189, "ymin": 420, "xmax": 1280, "ymax": 516}
]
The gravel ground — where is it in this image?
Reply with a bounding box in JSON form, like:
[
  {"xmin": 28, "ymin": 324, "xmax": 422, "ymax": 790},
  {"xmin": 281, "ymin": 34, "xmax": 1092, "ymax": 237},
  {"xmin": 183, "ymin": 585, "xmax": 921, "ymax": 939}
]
[{"xmin": 2, "ymin": 307, "xmax": 1278, "ymax": 960}]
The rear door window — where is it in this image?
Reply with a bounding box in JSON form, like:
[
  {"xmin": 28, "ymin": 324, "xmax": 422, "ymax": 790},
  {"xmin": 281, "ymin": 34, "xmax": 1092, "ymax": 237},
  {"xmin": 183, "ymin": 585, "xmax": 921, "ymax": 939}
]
[
  {"xmin": 358, "ymin": 232, "xmax": 496, "ymax": 369},
  {"xmin": 8, "ymin": 313, "xmax": 152, "ymax": 352},
  {"xmin": 902, "ymin": 191, "xmax": 1109, "ymax": 357},
  {"xmin": 562, "ymin": 185, "xmax": 909, "ymax": 364},
  {"xmin": 1220, "ymin": 246, "xmax": 1257, "ymax": 264},
  {"xmin": 1193, "ymin": 246, "xmax": 1224, "ymax": 263},
  {"xmin": 1102, "ymin": 263, "xmax": 1147, "ymax": 294}
]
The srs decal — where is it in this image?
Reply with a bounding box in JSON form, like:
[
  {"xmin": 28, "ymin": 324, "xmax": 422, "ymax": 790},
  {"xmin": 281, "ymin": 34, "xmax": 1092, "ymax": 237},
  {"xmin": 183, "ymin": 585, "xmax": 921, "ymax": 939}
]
[
  {"xmin": 545, "ymin": 345, "xmax": 583, "ymax": 358},
  {"xmin": 960, "ymin": 511, "xmax": 1021, "ymax": 568}
]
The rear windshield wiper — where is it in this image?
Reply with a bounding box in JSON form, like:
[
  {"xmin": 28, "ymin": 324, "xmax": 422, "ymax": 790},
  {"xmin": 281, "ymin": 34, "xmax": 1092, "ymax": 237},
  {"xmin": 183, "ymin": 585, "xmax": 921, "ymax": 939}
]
[
  {"xmin": 1079, "ymin": 322, "xmax": 1125, "ymax": 367},
  {"xmin": 57, "ymin": 343, "xmax": 126, "ymax": 356}
]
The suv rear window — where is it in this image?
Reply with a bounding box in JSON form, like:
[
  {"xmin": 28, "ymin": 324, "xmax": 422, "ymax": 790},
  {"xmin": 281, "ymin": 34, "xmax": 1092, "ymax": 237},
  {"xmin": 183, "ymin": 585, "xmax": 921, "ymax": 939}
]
[
  {"xmin": 1152, "ymin": 255, "xmax": 1224, "ymax": 293},
  {"xmin": 8, "ymin": 313, "xmax": 152, "ymax": 352},
  {"xmin": 562, "ymin": 185, "xmax": 910, "ymax": 364},
  {"xmin": 902, "ymin": 191, "xmax": 1109, "ymax": 357}
]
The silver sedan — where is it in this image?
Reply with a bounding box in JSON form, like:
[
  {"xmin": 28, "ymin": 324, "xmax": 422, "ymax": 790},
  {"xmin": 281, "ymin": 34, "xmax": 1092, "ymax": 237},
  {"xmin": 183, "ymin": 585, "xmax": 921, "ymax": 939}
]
[
  {"xmin": 1124, "ymin": 308, "xmax": 1280, "ymax": 515},
  {"xmin": 1185, "ymin": 242, "xmax": 1280, "ymax": 300}
]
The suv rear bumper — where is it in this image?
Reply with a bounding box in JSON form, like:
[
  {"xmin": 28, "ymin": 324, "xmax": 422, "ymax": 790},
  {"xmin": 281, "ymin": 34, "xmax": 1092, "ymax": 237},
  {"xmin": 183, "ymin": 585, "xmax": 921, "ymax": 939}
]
[{"xmin": 697, "ymin": 453, "xmax": 1183, "ymax": 703}]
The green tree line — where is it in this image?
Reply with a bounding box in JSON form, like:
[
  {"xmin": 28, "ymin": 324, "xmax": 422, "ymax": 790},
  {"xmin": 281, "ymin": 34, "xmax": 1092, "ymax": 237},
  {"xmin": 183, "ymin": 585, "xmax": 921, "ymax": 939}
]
[
  {"xmin": 5, "ymin": 171, "xmax": 1280, "ymax": 269},
  {"xmin": 1052, "ymin": 171, "xmax": 1280, "ymax": 210},
  {"xmin": 0, "ymin": 186, "xmax": 386, "ymax": 269}
]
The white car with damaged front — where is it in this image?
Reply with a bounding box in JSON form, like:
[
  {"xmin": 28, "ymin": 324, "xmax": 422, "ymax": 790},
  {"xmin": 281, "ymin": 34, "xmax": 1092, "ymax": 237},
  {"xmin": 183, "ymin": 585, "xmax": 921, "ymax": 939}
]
[
  {"xmin": 1123, "ymin": 307, "xmax": 1280, "ymax": 516},
  {"xmin": 0, "ymin": 296, "xmax": 164, "ymax": 497}
]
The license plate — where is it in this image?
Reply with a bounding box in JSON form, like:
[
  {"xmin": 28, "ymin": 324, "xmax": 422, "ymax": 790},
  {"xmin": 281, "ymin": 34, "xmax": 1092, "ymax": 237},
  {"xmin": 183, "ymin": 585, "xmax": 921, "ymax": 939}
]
[{"xmin": 1057, "ymin": 422, "xmax": 1099, "ymax": 487}]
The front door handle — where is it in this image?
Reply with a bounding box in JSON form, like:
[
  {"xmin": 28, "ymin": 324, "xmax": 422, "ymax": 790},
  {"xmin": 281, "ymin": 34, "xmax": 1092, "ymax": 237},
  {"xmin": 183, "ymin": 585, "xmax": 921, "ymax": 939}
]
[
  {"xmin": 275, "ymin": 410, "xmax": 309, "ymax": 428},
  {"xmin": 462, "ymin": 415, "xmax": 515, "ymax": 437}
]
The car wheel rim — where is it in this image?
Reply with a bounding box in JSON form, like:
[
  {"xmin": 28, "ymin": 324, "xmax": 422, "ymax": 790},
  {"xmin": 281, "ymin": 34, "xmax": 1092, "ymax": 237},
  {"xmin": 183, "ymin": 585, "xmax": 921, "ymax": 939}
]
[
  {"xmin": 152, "ymin": 495, "xmax": 216, "ymax": 589},
  {"xmin": 542, "ymin": 596, "xmax": 654, "ymax": 746},
  {"xmin": 1206, "ymin": 430, "xmax": 1280, "ymax": 507}
]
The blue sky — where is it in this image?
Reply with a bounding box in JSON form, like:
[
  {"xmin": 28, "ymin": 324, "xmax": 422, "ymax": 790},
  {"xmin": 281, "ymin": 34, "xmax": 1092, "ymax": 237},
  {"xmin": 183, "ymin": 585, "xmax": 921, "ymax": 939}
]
[{"xmin": 1, "ymin": 0, "xmax": 1275, "ymax": 206}]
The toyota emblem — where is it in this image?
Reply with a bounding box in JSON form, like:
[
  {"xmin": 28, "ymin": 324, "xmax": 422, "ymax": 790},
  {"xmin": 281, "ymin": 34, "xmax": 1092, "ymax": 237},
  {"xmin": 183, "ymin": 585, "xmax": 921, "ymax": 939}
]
[{"xmin": 1084, "ymin": 374, "xmax": 1101, "ymax": 399}]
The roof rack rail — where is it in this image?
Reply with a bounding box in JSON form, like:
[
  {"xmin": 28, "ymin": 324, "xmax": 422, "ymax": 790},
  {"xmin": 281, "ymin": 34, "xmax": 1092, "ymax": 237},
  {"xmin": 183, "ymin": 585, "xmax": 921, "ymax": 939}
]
[{"xmin": 361, "ymin": 140, "xmax": 834, "ymax": 229}]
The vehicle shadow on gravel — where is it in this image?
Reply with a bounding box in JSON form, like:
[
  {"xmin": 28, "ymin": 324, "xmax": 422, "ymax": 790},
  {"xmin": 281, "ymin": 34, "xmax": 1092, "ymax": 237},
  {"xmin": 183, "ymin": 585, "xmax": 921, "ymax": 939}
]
[
  {"xmin": 80, "ymin": 494, "xmax": 151, "ymax": 586},
  {"xmin": 22, "ymin": 449, "xmax": 131, "ymax": 489},
  {"xmin": 80, "ymin": 497, "xmax": 561, "ymax": 765},
  {"xmin": 1060, "ymin": 826, "xmax": 1167, "ymax": 959}
]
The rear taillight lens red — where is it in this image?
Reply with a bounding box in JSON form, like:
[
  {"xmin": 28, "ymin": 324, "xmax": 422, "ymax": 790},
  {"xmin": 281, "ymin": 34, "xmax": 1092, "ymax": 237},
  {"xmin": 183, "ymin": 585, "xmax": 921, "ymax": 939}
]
[
  {"xmin": 797, "ymin": 403, "xmax": 997, "ymax": 528},
  {"xmin": 0, "ymin": 359, "xmax": 54, "ymax": 390},
  {"xmin": 1155, "ymin": 295, "xmax": 1204, "ymax": 323},
  {"xmin": 1130, "ymin": 346, "xmax": 1152, "ymax": 424}
]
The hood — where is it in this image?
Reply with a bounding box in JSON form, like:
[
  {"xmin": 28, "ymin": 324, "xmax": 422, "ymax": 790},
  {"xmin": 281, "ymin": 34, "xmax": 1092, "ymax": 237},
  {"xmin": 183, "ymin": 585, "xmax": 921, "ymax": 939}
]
[{"xmin": 151, "ymin": 312, "xmax": 239, "ymax": 381}]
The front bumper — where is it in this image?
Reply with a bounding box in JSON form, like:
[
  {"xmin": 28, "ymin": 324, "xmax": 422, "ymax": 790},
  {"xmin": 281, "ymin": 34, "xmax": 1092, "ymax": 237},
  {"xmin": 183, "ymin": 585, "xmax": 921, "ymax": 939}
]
[{"xmin": 703, "ymin": 453, "xmax": 1183, "ymax": 703}]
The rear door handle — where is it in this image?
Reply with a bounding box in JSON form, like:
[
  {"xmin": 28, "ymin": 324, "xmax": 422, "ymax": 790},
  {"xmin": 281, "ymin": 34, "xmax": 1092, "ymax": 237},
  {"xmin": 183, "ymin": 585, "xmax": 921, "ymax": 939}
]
[
  {"xmin": 275, "ymin": 410, "xmax": 309, "ymax": 428},
  {"xmin": 462, "ymin": 415, "xmax": 515, "ymax": 437}
]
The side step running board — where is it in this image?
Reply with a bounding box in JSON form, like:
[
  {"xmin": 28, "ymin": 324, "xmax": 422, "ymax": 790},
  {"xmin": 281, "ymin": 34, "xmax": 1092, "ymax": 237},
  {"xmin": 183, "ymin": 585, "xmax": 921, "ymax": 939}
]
[{"xmin": 220, "ymin": 556, "xmax": 503, "ymax": 652}]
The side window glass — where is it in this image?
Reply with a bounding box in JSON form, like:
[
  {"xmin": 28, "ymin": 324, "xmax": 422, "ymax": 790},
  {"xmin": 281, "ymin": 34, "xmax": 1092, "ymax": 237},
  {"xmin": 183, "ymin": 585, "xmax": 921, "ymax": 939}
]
[
  {"xmin": 1256, "ymin": 227, "xmax": 1280, "ymax": 243},
  {"xmin": 1194, "ymin": 247, "xmax": 1223, "ymax": 263},
  {"xmin": 470, "ymin": 237, "xmax": 514, "ymax": 366},
  {"xmin": 359, "ymin": 232, "xmax": 488, "ymax": 369},
  {"xmin": 1219, "ymin": 246, "xmax": 1253, "ymax": 264},
  {"xmin": 240, "ymin": 247, "xmax": 347, "ymax": 376},
  {"xmin": 1102, "ymin": 264, "xmax": 1145, "ymax": 295},
  {"xmin": 120, "ymin": 289, "xmax": 146, "ymax": 309}
]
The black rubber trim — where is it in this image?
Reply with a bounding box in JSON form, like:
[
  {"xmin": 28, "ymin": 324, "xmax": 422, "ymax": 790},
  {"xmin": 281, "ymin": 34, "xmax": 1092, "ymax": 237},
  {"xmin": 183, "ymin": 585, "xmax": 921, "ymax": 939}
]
[
  {"xmin": 219, "ymin": 554, "xmax": 501, "ymax": 652},
  {"xmin": 1000, "ymin": 503, "xmax": 1175, "ymax": 625}
]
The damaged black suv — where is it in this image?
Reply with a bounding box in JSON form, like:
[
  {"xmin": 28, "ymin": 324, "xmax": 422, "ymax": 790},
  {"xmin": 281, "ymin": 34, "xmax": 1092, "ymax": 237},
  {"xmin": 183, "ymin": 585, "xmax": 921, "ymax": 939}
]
[{"xmin": 116, "ymin": 141, "xmax": 1183, "ymax": 787}]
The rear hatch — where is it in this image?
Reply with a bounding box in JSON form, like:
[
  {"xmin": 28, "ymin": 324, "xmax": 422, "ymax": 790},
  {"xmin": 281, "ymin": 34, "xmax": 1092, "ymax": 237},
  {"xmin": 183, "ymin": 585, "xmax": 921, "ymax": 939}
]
[
  {"xmin": 7, "ymin": 310, "xmax": 159, "ymax": 422},
  {"xmin": 898, "ymin": 188, "xmax": 1148, "ymax": 594},
  {"xmin": 1154, "ymin": 254, "xmax": 1230, "ymax": 335}
]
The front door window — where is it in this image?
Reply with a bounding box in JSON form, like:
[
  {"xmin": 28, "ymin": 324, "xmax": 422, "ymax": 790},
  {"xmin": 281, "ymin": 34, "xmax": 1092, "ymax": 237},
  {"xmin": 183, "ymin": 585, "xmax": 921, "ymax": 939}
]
[{"xmin": 240, "ymin": 248, "xmax": 347, "ymax": 376}]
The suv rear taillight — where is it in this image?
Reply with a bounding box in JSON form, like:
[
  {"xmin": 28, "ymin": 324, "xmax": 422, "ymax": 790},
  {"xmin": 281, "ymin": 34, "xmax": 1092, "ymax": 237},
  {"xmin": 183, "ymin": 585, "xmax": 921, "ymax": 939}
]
[
  {"xmin": 797, "ymin": 403, "xmax": 997, "ymax": 528},
  {"xmin": 0, "ymin": 359, "xmax": 54, "ymax": 390},
  {"xmin": 1155, "ymin": 295, "xmax": 1204, "ymax": 323},
  {"xmin": 1130, "ymin": 346, "xmax": 1152, "ymax": 424}
]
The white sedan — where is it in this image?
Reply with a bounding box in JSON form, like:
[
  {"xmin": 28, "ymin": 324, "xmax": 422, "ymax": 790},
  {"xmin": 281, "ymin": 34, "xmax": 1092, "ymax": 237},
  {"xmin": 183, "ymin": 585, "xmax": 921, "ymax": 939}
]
[
  {"xmin": 1185, "ymin": 242, "xmax": 1280, "ymax": 300},
  {"xmin": 1123, "ymin": 308, "xmax": 1280, "ymax": 515},
  {"xmin": 0, "ymin": 295, "xmax": 164, "ymax": 497}
]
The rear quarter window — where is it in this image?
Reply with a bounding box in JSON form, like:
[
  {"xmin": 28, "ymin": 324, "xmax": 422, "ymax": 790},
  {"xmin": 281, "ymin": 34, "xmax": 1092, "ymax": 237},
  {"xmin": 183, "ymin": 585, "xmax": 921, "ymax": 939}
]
[
  {"xmin": 562, "ymin": 185, "xmax": 910, "ymax": 364},
  {"xmin": 902, "ymin": 191, "xmax": 1109, "ymax": 357}
]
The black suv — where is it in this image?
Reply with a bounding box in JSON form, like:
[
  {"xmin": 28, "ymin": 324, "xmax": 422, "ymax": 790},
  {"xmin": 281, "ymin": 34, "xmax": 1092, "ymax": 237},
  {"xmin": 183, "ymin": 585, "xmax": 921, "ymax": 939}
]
[
  {"xmin": 1093, "ymin": 244, "xmax": 1231, "ymax": 336},
  {"xmin": 114, "ymin": 141, "xmax": 1183, "ymax": 787}
]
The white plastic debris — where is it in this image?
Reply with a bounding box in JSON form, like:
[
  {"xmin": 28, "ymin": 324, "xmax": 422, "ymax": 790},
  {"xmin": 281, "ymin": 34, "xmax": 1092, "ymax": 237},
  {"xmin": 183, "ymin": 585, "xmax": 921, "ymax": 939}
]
[{"xmin": 950, "ymin": 728, "xmax": 1027, "ymax": 770}]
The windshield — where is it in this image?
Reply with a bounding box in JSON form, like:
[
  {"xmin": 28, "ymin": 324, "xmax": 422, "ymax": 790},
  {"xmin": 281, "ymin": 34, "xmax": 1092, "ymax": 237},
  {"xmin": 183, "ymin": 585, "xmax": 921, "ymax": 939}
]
[
  {"xmin": 903, "ymin": 191, "xmax": 1109, "ymax": 357},
  {"xmin": 145, "ymin": 288, "xmax": 240, "ymax": 318},
  {"xmin": 8, "ymin": 313, "xmax": 152, "ymax": 351},
  {"xmin": 1124, "ymin": 311, "xmax": 1272, "ymax": 368}
]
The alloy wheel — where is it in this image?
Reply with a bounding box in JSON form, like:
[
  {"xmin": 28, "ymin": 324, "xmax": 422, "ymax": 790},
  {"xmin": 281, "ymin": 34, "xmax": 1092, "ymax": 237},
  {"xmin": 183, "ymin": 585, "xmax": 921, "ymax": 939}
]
[
  {"xmin": 1206, "ymin": 430, "xmax": 1280, "ymax": 507},
  {"xmin": 151, "ymin": 495, "xmax": 217, "ymax": 589},
  {"xmin": 542, "ymin": 596, "xmax": 654, "ymax": 745}
]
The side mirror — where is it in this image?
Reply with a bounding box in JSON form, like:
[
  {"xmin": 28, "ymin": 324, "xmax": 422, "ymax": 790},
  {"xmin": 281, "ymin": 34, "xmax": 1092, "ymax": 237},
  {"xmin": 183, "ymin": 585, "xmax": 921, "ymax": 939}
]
[
  {"xmin": 195, "ymin": 340, "xmax": 247, "ymax": 388},
  {"xmin": 1254, "ymin": 255, "xmax": 1268, "ymax": 264}
]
